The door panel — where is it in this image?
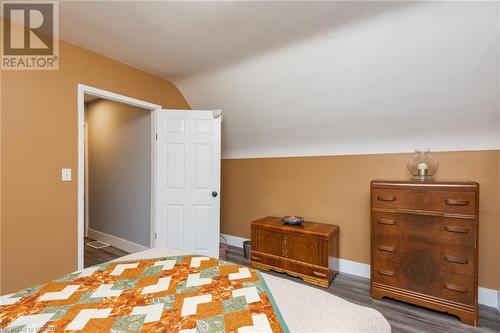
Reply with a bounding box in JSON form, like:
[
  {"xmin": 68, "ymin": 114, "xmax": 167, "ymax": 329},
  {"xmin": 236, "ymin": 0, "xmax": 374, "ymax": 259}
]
[
  {"xmin": 165, "ymin": 205, "xmax": 184, "ymax": 249},
  {"xmin": 193, "ymin": 205, "xmax": 212, "ymax": 252},
  {"xmin": 195, "ymin": 119, "xmax": 212, "ymax": 134},
  {"xmin": 156, "ymin": 110, "xmax": 221, "ymax": 258},
  {"xmin": 166, "ymin": 143, "xmax": 185, "ymax": 189},
  {"xmin": 194, "ymin": 144, "xmax": 212, "ymax": 190},
  {"xmin": 165, "ymin": 118, "xmax": 185, "ymax": 134}
]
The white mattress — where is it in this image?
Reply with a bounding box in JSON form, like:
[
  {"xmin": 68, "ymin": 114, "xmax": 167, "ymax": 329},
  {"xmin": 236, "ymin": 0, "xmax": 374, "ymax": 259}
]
[{"xmin": 117, "ymin": 248, "xmax": 391, "ymax": 333}]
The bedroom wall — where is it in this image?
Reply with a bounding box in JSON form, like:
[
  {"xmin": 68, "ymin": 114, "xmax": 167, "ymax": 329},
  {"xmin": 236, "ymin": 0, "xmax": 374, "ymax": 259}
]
[
  {"xmin": 221, "ymin": 150, "xmax": 500, "ymax": 290},
  {"xmin": 86, "ymin": 100, "xmax": 151, "ymax": 247},
  {"xmin": 1, "ymin": 39, "xmax": 190, "ymax": 294}
]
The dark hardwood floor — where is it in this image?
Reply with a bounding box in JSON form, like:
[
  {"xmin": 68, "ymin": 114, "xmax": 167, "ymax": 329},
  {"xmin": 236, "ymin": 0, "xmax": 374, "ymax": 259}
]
[
  {"xmin": 225, "ymin": 246, "xmax": 500, "ymax": 333},
  {"xmin": 84, "ymin": 237, "xmax": 129, "ymax": 268}
]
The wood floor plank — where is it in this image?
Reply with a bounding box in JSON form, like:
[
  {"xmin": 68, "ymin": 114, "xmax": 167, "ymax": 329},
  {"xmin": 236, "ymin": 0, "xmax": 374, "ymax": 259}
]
[
  {"xmin": 84, "ymin": 237, "xmax": 129, "ymax": 268},
  {"xmin": 226, "ymin": 245, "xmax": 500, "ymax": 333}
]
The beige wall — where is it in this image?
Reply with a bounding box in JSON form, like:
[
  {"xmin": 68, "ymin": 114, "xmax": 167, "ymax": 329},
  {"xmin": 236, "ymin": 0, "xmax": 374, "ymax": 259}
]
[
  {"xmin": 86, "ymin": 100, "xmax": 151, "ymax": 247},
  {"xmin": 1, "ymin": 40, "xmax": 190, "ymax": 294},
  {"xmin": 221, "ymin": 150, "xmax": 500, "ymax": 290}
]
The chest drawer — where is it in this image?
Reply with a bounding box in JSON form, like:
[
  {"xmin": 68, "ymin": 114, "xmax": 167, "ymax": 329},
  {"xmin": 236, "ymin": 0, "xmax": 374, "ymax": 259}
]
[
  {"xmin": 286, "ymin": 260, "xmax": 330, "ymax": 280},
  {"xmin": 372, "ymin": 212, "xmax": 476, "ymax": 247},
  {"xmin": 373, "ymin": 260, "xmax": 475, "ymax": 305},
  {"xmin": 250, "ymin": 251, "xmax": 287, "ymax": 271},
  {"xmin": 372, "ymin": 238, "xmax": 475, "ymax": 276},
  {"xmin": 372, "ymin": 189, "xmax": 476, "ymax": 215}
]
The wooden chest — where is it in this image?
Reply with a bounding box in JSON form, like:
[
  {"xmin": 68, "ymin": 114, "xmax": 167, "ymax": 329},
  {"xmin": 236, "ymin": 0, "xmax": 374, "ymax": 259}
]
[
  {"xmin": 250, "ymin": 216, "xmax": 339, "ymax": 288},
  {"xmin": 370, "ymin": 180, "xmax": 479, "ymax": 326}
]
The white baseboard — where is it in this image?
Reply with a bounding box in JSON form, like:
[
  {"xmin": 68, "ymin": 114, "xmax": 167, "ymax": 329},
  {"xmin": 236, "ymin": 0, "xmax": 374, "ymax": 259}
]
[
  {"xmin": 221, "ymin": 233, "xmax": 500, "ymax": 310},
  {"xmin": 478, "ymin": 287, "xmax": 500, "ymax": 311},
  {"xmin": 87, "ymin": 229, "xmax": 149, "ymax": 253},
  {"xmin": 221, "ymin": 233, "xmax": 248, "ymax": 248},
  {"xmin": 339, "ymin": 258, "xmax": 370, "ymax": 279}
]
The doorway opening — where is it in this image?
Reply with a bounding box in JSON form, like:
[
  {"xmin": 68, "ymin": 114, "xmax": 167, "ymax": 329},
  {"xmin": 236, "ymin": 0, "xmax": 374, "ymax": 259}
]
[{"xmin": 77, "ymin": 84, "xmax": 161, "ymax": 270}]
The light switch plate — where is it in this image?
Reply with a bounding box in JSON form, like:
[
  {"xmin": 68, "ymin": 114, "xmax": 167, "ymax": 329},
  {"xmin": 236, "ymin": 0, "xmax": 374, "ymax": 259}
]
[{"xmin": 61, "ymin": 168, "xmax": 72, "ymax": 181}]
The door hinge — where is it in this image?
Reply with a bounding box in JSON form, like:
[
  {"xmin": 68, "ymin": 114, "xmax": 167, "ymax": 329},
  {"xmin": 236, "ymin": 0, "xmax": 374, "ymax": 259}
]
[
  {"xmin": 154, "ymin": 233, "xmax": 157, "ymax": 239},
  {"xmin": 155, "ymin": 133, "xmax": 158, "ymax": 140}
]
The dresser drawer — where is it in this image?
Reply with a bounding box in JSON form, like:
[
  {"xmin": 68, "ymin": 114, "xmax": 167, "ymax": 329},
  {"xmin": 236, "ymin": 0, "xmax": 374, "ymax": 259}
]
[
  {"xmin": 372, "ymin": 239, "xmax": 475, "ymax": 276},
  {"xmin": 372, "ymin": 212, "xmax": 476, "ymax": 247},
  {"xmin": 372, "ymin": 260, "xmax": 475, "ymax": 305},
  {"xmin": 372, "ymin": 189, "xmax": 476, "ymax": 215}
]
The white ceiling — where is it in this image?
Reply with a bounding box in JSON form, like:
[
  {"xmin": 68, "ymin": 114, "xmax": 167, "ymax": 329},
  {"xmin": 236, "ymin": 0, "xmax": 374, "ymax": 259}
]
[
  {"xmin": 60, "ymin": 1, "xmax": 500, "ymax": 158},
  {"xmin": 60, "ymin": 1, "xmax": 408, "ymax": 79}
]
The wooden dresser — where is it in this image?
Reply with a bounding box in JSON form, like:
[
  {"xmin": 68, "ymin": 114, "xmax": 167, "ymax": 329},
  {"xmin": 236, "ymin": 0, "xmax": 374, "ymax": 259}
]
[
  {"xmin": 370, "ymin": 180, "xmax": 479, "ymax": 325},
  {"xmin": 250, "ymin": 216, "xmax": 339, "ymax": 288}
]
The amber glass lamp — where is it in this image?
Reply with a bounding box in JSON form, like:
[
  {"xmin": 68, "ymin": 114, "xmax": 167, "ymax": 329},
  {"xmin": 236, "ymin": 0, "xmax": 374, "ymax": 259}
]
[{"xmin": 407, "ymin": 149, "xmax": 439, "ymax": 180}]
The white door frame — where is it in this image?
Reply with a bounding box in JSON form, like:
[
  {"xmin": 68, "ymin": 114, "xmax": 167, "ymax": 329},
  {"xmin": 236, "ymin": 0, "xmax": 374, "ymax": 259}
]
[
  {"xmin": 84, "ymin": 121, "xmax": 89, "ymax": 237},
  {"xmin": 77, "ymin": 84, "xmax": 162, "ymax": 270}
]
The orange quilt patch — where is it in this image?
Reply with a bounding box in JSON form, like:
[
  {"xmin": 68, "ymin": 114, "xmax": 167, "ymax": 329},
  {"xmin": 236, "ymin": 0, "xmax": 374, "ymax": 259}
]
[{"xmin": 0, "ymin": 255, "xmax": 289, "ymax": 332}]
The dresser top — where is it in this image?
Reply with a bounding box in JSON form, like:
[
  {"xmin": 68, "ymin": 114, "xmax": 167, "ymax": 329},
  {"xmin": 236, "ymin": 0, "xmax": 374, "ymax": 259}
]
[
  {"xmin": 372, "ymin": 180, "xmax": 479, "ymax": 191},
  {"xmin": 251, "ymin": 216, "xmax": 338, "ymax": 239}
]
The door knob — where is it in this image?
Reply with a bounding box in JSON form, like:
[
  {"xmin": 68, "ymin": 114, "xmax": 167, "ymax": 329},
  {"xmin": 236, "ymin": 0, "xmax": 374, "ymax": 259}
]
[{"xmin": 212, "ymin": 191, "xmax": 218, "ymax": 197}]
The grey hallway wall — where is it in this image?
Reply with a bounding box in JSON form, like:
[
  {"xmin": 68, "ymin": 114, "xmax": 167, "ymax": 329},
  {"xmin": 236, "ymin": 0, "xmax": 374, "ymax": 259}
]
[{"xmin": 85, "ymin": 99, "xmax": 151, "ymax": 247}]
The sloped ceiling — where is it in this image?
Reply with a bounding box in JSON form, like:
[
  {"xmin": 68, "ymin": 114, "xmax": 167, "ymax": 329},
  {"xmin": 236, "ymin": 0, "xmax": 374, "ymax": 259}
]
[{"xmin": 59, "ymin": 1, "xmax": 499, "ymax": 158}]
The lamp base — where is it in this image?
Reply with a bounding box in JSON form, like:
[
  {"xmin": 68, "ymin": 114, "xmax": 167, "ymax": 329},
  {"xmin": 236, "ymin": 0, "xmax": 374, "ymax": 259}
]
[{"xmin": 412, "ymin": 175, "xmax": 433, "ymax": 181}]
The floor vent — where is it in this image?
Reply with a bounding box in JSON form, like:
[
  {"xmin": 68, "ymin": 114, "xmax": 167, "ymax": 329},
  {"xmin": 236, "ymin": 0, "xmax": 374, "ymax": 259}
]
[{"xmin": 86, "ymin": 241, "xmax": 109, "ymax": 249}]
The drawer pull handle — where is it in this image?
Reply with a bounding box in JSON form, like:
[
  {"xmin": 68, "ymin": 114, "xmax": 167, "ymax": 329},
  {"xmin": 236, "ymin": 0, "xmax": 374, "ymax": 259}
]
[
  {"xmin": 444, "ymin": 226, "xmax": 469, "ymax": 234},
  {"xmin": 377, "ymin": 269, "xmax": 395, "ymax": 277},
  {"xmin": 378, "ymin": 245, "xmax": 396, "ymax": 252},
  {"xmin": 444, "ymin": 256, "xmax": 468, "ymax": 265},
  {"xmin": 377, "ymin": 195, "xmax": 396, "ymax": 202},
  {"xmin": 378, "ymin": 219, "xmax": 395, "ymax": 225},
  {"xmin": 445, "ymin": 199, "xmax": 469, "ymax": 206},
  {"xmin": 445, "ymin": 283, "xmax": 467, "ymax": 293},
  {"xmin": 312, "ymin": 271, "xmax": 328, "ymax": 278},
  {"xmin": 252, "ymin": 256, "xmax": 262, "ymax": 261}
]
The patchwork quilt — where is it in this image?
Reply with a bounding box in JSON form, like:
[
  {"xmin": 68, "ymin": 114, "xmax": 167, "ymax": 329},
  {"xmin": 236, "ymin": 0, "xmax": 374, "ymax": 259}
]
[{"xmin": 0, "ymin": 255, "xmax": 289, "ymax": 333}]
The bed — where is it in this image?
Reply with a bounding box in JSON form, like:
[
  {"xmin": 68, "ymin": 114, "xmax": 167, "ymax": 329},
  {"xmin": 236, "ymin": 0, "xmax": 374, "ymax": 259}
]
[
  {"xmin": 120, "ymin": 249, "xmax": 391, "ymax": 333},
  {"xmin": 1, "ymin": 248, "xmax": 390, "ymax": 332}
]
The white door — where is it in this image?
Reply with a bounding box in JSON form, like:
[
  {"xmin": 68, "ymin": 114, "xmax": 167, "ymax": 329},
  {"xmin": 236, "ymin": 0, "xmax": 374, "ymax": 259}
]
[{"xmin": 155, "ymin": 110, "xmax": 221, "ymax": 258}]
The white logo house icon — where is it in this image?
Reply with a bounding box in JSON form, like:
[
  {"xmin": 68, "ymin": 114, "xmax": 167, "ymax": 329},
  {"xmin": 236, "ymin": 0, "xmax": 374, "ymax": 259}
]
[{"xmin": 9, "ymin": 7, "xmax": 50, "ymax": 50}]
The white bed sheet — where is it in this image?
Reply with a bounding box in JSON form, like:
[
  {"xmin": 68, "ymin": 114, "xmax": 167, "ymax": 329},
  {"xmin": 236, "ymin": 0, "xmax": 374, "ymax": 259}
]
[{"xmin": 116, "ymin": 248, "xmax": 391, "ymax": 333}]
